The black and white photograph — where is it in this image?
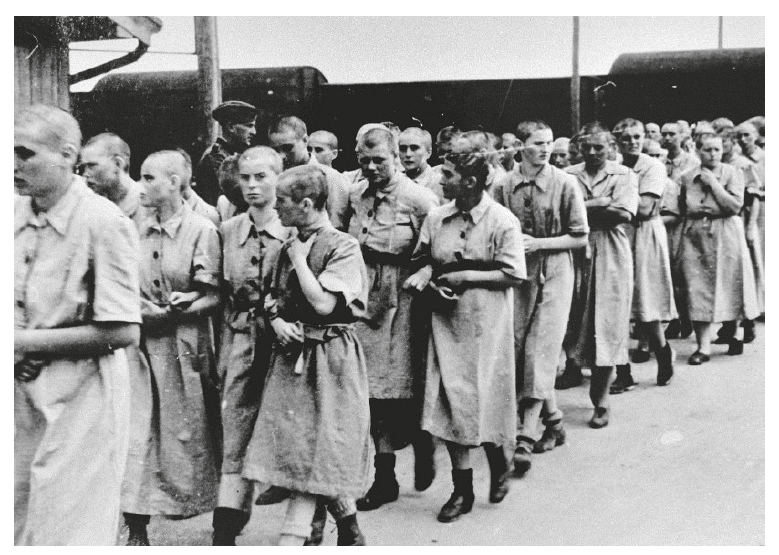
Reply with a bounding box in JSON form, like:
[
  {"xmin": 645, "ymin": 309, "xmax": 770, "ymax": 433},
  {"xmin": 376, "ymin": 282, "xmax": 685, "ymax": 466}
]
[{"xmin": 13, "ymin": 13, "xmax": 766, "ymax": 546}]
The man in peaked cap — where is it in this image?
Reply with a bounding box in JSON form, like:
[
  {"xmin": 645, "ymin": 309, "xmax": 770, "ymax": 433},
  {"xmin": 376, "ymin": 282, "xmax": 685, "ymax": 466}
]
[{"xmin": 195, "ymin": 100, "xmax": 257, "ymax": 206}]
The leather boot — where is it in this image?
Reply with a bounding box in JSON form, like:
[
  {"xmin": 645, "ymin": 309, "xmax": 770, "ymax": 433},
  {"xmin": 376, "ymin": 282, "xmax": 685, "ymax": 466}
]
[
  {"xmin": 555, "ymin": 359, "xmax": 583, "ymax": 390},
  {"xmin": 212, "ymin": 507, "xmax": 251, "ymax": 546},
  {"xmin": 254, "ymin": 485, "xmax": 292, "ymax": 506},
  {"xmin": 513, "ymin": 436, "xmax": 534, "ymax": 477},
  {"xmin": 356, "ymin": 454, "xmax": 399, "ymax": 511},
  {"xmin": 124, "ymin": 513, "xmax": 151, "ymax": 546},
  {"xmin": 437, "ymin": 468, "xmax": 475, "ymax": 523},
  {"xmin": 304, "ymin": 497, "xmax": 328, "ymax": 546},
  {"xmin": 656, "ymin": 342, "xmax": 675, "ymax": 386},
  {"xmin": 412, "ymin": 430, "xmax": 436, "ymax": 491},
  {"xmin": 533, "ymin": 421, "xmax": 566, "ymax": 453},
  {"xmin": 336, "ymin": 513, "xmax": 366, "ymax": 546},
  {"xmin": 742, "ymin": 319, "xmax": 756, "ymax": 344},
  {"xmin": 610, "ymin": 364, "xmax": 636, "ymax": 394},
  {"xmin": 484, "ymin": 444, "xmax": 510, "ymax": 503}
]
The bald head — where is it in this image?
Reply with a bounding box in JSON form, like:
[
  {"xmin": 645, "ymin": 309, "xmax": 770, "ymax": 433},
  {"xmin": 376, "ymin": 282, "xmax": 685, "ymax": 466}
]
[
  {"xmin": 15, "ymin": 104, "xmax": 81, "ymax": 164},
  {"xmin": 145, "ymin": 150, "xmax": 190, "ymax": 191}
]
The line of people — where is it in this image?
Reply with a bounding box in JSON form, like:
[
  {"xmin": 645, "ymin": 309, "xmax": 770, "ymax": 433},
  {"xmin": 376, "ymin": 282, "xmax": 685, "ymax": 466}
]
[{"xmin": 14, "ymin": 101, "xmax": 764, "ymax": 546}]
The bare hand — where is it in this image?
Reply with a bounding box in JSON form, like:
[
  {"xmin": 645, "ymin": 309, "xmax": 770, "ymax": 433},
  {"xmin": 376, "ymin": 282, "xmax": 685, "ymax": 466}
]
[
  {"xmin": 169, "ymin": 291, "xmax": 200, "ymax": 311},
  {"xmin": 271, "ymin": 318, "xmax": 304, "ymax": 346},
  {"xmin": 524, "ymin": 236, "xmax": 541, "ymax": 254},
  {"xmin": 438, "ymin": 270, "xmax": 471, "ymax": 289},
  {"xmin": 403, "ymin": 266, "xmax": 434, "ymax": 291},
  {"xmin": 288, "ymin": 235, "xmax": 315, "ymax": 265},
  {"xmin": 15, "ymin": 356, "xmax": 47, "ymax": 382},
  {"xmin": 698, "ymin": 168, "xmax": 718, "ymax": 190}
]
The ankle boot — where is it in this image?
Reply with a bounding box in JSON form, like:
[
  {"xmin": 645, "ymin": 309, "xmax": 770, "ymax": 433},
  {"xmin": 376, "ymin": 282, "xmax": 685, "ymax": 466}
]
[
  {"xmin": 533, "ymin": 421, "xmax": 566, "ymax": 453},
  {"xmin": 484, "ymin": 444, "xmax": 510, "ymax": 503},
  {"xmin": 124, "ymin": 513, "xmax": 151, "ymax": 546},
  {"xmin": 437, "ymin": 468, "xmax": 475, "ymax": 522},
  {"xmin": 555, "ymin": 359, "xmax": 583, "ymax": 390},
  {"xmin": 356, "ymin": 453, "xmax": 399, "ymax": 511},
  {"xmin": 412, "ymin": 430, "xmax": 436, "ymax": 491},
  {"xmin": 513, "ymin": 436, "xmax": 534, "ymax": 477},
  {"xmin": 610, "ymin": 364, "xmax": 636, "ymax": 394},
  {"xmin": 336, "ymin": 513, "xmax": 366, "ymax": 546},
  {"xmin": 212, "ymin": 507, "xmax": 251, "ymax": 546},
  {"xmin": 304, "ymin": 498, "xmax": 328, "ymax": 546},
  {"xmin": 656, "ymin": 342, "xmax": 675, "ymax": 386},
  {"xmin": 742, "ymin": 319, "xmax": 756, "ymax": 344}
]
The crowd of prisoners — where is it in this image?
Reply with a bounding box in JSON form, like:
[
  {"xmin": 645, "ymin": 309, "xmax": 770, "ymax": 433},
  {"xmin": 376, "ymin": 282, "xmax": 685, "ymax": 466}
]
[{"xmin": 14, "ymin": 100, "xmax": 765, "ymax": 545}]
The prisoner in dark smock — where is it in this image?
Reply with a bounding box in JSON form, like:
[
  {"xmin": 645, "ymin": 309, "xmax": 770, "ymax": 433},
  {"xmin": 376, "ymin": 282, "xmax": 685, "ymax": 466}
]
[
  {"xmin": 411, "ymin": 194, "xmax": 525, "ymax": 447},
  {"xmin": 242, "ymin": 223, "xmax": 371, "ymax": 501}
]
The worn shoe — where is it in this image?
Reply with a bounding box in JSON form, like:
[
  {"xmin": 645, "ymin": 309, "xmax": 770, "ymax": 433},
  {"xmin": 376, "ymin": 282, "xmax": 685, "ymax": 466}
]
[
  {"xmin": 127, "ymin": 528, "xmax": 150, "ymax": 546},
  {"xmin": 680, "ymin": 317, "xmax": 694, "ymax": 339},
  {"xmin": 687, "ymin": 351, "xmax": 710, "ymax": 365},
  {"xmin": 664, "ymin": 319, "xmax": 681, "ymax": 339},
  {"xmin": 512, "ymin": 439, "xmax": 533, "ymax": 477},
  {"xmin": 336, "ymin": 514, "xmax": 366, "ymax": 546},
  {"xmin": 356, "ymin": 454, "xmax": 399, "ymax": 511},
  {"xmin": 533, "ymin": 426, "xmax": 566, "ymax": 453},
  {"xmin": 437, "ymin": 469, "xmax": 474, "ymax": 523},
  {"xmin": 484, "ymin": 444, "xmax": 510, "ymax": 503},
  {"xmin": 254, "ymin": 485, "xmax": 291, "ymax": 505},
  {"xmin": 631, "ymin": 349, "xmax": 651, "ymax": 363},
  {"xmin": 656, "ymin": 343, "xmax": 675, "ymax": 386},
  {"xmin": 555, "ymin": 360, "xmax": 583, "ymax": 390},
  {"xmin": 610, "ymin": 368, "xmax": 637, "ymax": 395},
  {"xmin": 413, "ymin": 431, "xmax": 436, "ymax": 492},
  {"xmin": 212, "ymin": 507, "xmax": 251, "ymax": 546},
  {"xmin": 742, "ymin": 320, "xmax": 756, "ymax": 344},
  {"xmin": 304, "ymin": 498, "xmax": 328, "ymax": 546},
  {"xmin": 589, "ymin": 407, "xmax": 610, "ymax": 429},
  {"xmin": 727, "ymin": 338, "xmax": 744, "ymax": 356}
]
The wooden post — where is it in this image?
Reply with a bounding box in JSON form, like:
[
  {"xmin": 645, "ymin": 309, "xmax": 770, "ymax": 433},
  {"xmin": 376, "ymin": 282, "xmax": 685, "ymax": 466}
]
[
  {"xmin": 718, "ymin": 16, "xmax": 724, "ymax": 49},
  {"xmin": 571, "ymin": 16, "xmax": 580, "ymax": 136},
  {"xmin": 194, "ymin": 16, "xmax": 221, "ymax": 153}
]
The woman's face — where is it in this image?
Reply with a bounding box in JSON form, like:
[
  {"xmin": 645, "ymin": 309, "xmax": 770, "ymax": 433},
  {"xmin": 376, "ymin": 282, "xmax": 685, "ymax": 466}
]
[
  {"xmin": 238, "ymin": 157, "xmax": 278, "ymax": 208},
  {"xmin": 697, "ymin": 137, "xmax": 723, "ymax": 169},
  {"xmin": 440, "ymin": 159, "xmax": 471, "ymax": 201}
]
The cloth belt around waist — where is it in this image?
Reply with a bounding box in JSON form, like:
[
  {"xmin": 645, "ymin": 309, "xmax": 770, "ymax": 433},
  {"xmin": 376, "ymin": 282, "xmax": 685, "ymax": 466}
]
[
  {"xmin": 686, "ymin": 212, "xmax": 730, "ymax": 220},
  {"xmin": 286, "ymin": 322, "xmax": 355, "ymax": 375},
  {"xmin": 360, "ymin": 245, "xmax": 413, "ymax": 267}
]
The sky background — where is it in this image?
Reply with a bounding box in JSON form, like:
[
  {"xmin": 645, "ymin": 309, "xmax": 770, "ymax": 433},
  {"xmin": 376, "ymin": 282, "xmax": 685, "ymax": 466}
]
[{"xmin": 69, "ymin": 16, "xmax": 765, "ymax": 92}]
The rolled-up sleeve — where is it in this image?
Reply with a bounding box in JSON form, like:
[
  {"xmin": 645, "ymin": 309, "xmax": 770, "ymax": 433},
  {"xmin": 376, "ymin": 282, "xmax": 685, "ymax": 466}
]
[
  {"xmin": 193, "ymin": 224, "xmax": 222, "ymax": 288},
  {"xmin": 494, "ymin": 215, "xmax": 527, "ymax": 281},
  {"xmin": 318, "ymin": 236, "xmax": 367, "ymax": 311},
  {"xmin": 562, "ymin": 174, "xmax": 590, "ymax": 236}
]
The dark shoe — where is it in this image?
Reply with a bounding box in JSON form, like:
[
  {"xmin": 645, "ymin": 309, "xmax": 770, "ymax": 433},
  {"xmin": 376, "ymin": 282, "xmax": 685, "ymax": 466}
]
[
  {"xmin": 212, "ymin": 507, "xmax": 250, "ymax": 546},
  {"xmin": 687, "ymin": 351, "xmax": 710, "ymax": 365},
  {"xmin": 589, "ymin": 407, "xmax": 610, "ymax": 429},
  {"xmin": 356, "ymin": 454, "xmax": 399, "ymax": 511},
  {"xmin": 656, "ymin": 343, "xmax": 675, "ymax": 386},
  {"xmin": 533, "ymin": 425, "xmax": 566, "ymax": 453},
  {"xmin": 727, "ymin": 338, "xmax": 744, "ymax": 356},
  {"xmin": 713, "ymin": 321, "xmax": 737, "ymax": 344},
  {"xmin": 680, "ymin": 317, "xmax": 694, "ymax": 339},
  {"xmin": 336, "ymin": 514, "xmax": 366, "ymax": 546},
  {"xmin": 412, "ymin": 431, "xmax": 436, "ymax": 492},
  {"xmin": 555, "ymin": 360, "xmax": 583, "ymax": 390},
  {"xmin": 512, "ymin": 438, "xmax": 533, "ymax": 477},
  {"xmin": 631, "ymin": 349, "xmax": 651, "ymax": 363},
  {"xmin": 254, "ymin": 485, "xmax": 291, "ymax": 505},
  {"xmin": 665, "ymin": 319, "xmax": 680, "ymax": 339},
  {"xmin": 484, "ymin": 444, "xmax": 510, "ymax": 503},
  {"xmin": 610, "ymin": 365, "xmax": 637, "ymax": 394},
  {"xmin": 742, "ymin": 320, "xmax": 756, "ymax": 344},
  {"xmin": 304, "ymin": 498, "xmax": 328, "ymax": 546},
  {"xmin": 437, "ymin": 469, "xmax": 474, "ymax": 523},
  {"xmin": 125, "ymin": 513, "xmax": 150, "ymax": 546}
]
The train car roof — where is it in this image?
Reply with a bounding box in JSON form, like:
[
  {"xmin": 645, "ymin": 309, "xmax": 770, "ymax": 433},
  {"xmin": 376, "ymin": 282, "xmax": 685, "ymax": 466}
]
[
  {"xmin": 609, "ymin": 47, "xmax": 764, "ymax": 75},
  {"xmin": 92, "ymin": 66, "xmax": 328, "ymax": 92}
]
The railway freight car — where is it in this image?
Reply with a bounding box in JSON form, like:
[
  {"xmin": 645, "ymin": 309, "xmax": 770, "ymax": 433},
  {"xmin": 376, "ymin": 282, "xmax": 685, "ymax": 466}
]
[{"xmin": 70, "ymin": 47, "xmax": 764, "ymax": 177}]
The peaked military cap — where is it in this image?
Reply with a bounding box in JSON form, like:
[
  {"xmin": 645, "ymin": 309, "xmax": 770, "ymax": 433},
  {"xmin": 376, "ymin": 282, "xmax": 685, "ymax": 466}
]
[{"xmin": 212, "ymin": 101, "xmax": 257, "ymax": 124}]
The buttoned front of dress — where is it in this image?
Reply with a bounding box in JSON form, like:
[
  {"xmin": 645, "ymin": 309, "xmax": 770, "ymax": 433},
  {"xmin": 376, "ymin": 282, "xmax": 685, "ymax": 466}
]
[{"xmin": 122, "ymin": 202, "xmax": 222, "ymax": 517}]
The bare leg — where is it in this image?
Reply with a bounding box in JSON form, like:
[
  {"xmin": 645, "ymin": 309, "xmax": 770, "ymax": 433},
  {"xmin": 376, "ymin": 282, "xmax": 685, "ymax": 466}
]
[
  {"xmin": 278, "ymin": 492, "xmax": 317, "ymax": 546},
  {"xmin": 218, "ymin": 474, "xmax": 253, "ymax": 512},
  {"xmin": 693, "ymin": 322, "xmax": 714, "ymax": 354}
]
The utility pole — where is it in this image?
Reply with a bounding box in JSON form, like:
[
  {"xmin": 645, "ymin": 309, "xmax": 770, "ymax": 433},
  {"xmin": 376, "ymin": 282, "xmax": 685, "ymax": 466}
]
[
  {"xmin": 571, "ymin": 16, "xmax": 580, "ymax": 136},
  {"xmin": 194, "ymin": 16, "xmax": 221, "ymax": 153},
  {"xmin": 718, "ymin": 16, "xmax": 724, "ymax": 49}
]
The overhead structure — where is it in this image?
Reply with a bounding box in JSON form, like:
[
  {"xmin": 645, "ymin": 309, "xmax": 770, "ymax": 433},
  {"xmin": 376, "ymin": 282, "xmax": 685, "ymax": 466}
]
[{"xmin": 15, "ymin": 16, "xmax": 162, "ymax": 109}]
